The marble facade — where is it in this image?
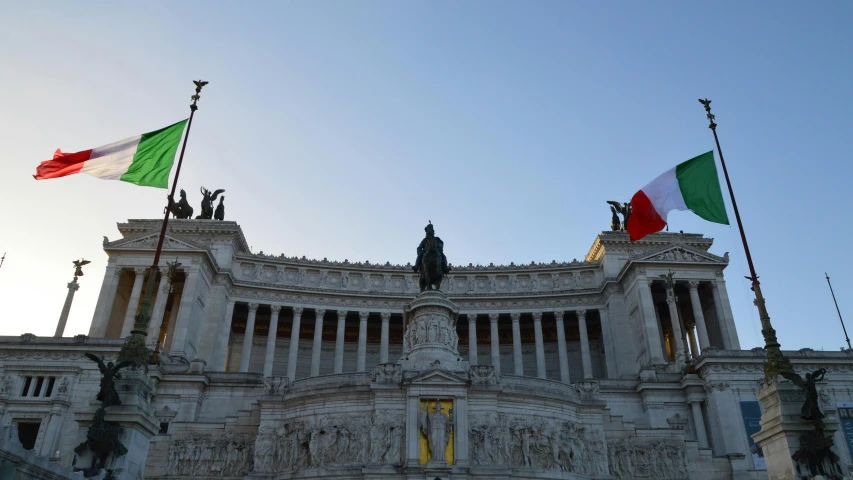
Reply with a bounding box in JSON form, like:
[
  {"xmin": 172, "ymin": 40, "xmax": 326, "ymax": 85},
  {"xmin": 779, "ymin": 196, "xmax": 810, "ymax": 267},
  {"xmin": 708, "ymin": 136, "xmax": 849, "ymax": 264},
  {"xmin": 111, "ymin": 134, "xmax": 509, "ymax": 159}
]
[{"xmin": 2, "ymin": 219, "xmax": 853, "ymax": 479}]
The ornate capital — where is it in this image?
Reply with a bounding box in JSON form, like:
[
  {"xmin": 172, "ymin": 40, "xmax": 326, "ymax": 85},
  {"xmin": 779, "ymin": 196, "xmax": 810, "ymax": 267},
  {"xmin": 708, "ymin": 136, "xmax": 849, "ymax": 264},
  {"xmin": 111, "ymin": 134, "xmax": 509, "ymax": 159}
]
[
  {"xmin": 711, "ymin": 281, "xmax": 720, "ymax": 292},
  {"xmin": 133, "ymin": 267, "xmax": 148, "ymax": 276},
  {"xmin": 359, "ymin": 311, "xmax": 370, "ymax": 321},
  {"xmin": 337, "ymin": 310, "xmax": 348, "ymax": 318},
  {"xmin": 380, "ymin": 312, "xmax": 391, "ymax": 322},
  {"xmin": 510, "ymin": 312, "xmax": 521, "ymax": 323},
  {"xmin": 688, "ymin": 280, "xmax": 700, "ymax": 290},
  {"xmin": 576, "ymin": 309, "xmax": 587, "ymax": 320},
  {"xmin": 532, "ymin": 312, "xmax": 543, "ymax": 322},
  {"xmin": 248, "ymin": 302, "xmax": 260, "ymax": 312},
  {"xmin": 468, "ymin": 313, "xmax": 478, "ymax": 323},
  {"xmin": 270, "ymin": 305, "xmax": 282, "ymax": 315},
  {"xmin": 488, "ymin": 313, "xmax": 499, "ymax": 323},
  {"xmin": 315, "ymin": 309, "xmax": 326, "ymax": 319},
  {"xmin": 554, "ymin": 310, "xmax": 564, "ymax": 319},
  {"xmin": 293, "ymin": 307, "xmax": 304, "ymax": 317}
]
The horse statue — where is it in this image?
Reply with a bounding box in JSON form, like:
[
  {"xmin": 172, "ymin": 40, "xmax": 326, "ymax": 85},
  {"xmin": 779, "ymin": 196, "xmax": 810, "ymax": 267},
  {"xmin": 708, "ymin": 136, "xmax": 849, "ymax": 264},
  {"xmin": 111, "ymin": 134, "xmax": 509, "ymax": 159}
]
[
  {"xmin": 413, "ymin": 222, "xmax": 450, "ymax": 292},
  {"xmin": 167, "ymin": 189, "xmax": 193, "ymax": 219},
  {"xmin": 196, "ymin": 187, "xmax": 225, "ymax": 219}
]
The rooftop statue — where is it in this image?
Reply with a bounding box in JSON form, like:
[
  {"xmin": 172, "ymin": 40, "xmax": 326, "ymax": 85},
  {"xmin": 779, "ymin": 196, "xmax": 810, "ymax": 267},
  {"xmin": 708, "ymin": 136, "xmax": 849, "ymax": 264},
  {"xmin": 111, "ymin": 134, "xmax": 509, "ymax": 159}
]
[
  {"xmin": 606, "ymin": 201, "xmax": 631, "ymax": 231},
  {"xmin": 196, "ymin": 186, "xmax": 225, "ymax": 220},
  {"xmin": 413, "ymin": 222, "xmax": 450, "ymax": 292},
  {"xmin": 214, "ymin": 196, "xmax": 225, "ymax": 221},
  {"xmin": 167, "ymin": 189, "xmax": 193, "ymax": 219}
]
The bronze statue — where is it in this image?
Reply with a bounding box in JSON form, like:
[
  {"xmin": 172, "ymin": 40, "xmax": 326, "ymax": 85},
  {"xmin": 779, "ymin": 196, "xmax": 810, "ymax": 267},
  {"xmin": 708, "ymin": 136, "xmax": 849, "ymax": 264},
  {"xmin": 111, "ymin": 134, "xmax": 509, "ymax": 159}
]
[
  {"xmin": 84, "ymin": 353, "xmax": 132, "ymax": 408},
  {"xmin": 609, "ymin": 207, "xmax": 620, "ymax": 231},
  {"xmin": 214, "ymin": 196, "xmax": 225, "ymax": 221},
  {"xmin": 606, "ymin": 201, "xmax": 632, "ymax": 231},
  {"xmin": 413, "ymin": 222, "xmax": 450, "ymax": 292},
  {"xmin": 73, "ymin": 259, "xmax": 90, "ymax": 278},
  {"xmin": 794, "ymin": 368, "xmax": 827, "ymax": 421},
  {"xmin": 74, "ymin": 407, "xmax": 127, "ymax": 471},
  {"xmin": 196, "ymin": 187, "xmax": 225, "ymax": 219},
  {"xmin": 167, "ymin": 189, "xmax": 194, "ymax": 219}
]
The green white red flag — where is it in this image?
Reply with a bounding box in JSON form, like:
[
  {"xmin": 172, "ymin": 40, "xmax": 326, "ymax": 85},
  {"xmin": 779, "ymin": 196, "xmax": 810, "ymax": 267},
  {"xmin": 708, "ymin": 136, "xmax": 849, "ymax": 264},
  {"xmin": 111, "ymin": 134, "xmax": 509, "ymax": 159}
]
[
  {"xmin": 33, "ymin": 119, "xmax": 188, "ymax": 188},
  {"xmin": 627, "ymin": 151, "xmax": 730, "ymax": 241}
]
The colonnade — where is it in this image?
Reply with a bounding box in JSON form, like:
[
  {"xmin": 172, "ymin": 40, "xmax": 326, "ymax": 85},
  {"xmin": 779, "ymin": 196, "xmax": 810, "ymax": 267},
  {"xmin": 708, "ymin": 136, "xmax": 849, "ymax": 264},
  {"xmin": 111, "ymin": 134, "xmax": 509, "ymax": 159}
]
[{"xmin": 229, "ymin": 303, "xmax": 606, "ymax": 384}]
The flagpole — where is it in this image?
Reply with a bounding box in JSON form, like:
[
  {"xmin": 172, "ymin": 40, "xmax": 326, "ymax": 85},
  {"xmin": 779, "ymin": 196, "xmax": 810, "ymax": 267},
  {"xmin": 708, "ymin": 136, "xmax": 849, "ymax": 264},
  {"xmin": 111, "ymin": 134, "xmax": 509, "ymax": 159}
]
[
  {"xmin": 118, "ymin": 80, "xmax": 208, "ymax": 368},
  {"xmin": 699, "ymin": 99, "xmax": 794, "ymax": 382},
  {"xmin": 825, "ymin": 272, "xmax": 851, "ymax": 350}
]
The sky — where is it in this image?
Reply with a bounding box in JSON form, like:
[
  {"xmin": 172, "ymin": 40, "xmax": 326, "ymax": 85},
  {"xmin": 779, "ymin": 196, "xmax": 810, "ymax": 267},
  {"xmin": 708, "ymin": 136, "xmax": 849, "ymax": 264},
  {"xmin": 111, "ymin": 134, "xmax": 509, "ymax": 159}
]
[{"xmin": 0, "ymin": 1, "xmax": 851, "ymax": 352}]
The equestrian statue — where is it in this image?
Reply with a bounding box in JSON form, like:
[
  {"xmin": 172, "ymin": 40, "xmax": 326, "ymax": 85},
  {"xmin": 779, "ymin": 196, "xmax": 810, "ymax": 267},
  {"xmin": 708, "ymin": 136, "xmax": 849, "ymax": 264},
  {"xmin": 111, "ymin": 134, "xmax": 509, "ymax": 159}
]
[
  {"xmin": 413, "ymin": 221, "xmax": 450, "ymax": 292},
  {"xmin": 167, "ymin": 189, "xmax": 194, "ymax": 219}
]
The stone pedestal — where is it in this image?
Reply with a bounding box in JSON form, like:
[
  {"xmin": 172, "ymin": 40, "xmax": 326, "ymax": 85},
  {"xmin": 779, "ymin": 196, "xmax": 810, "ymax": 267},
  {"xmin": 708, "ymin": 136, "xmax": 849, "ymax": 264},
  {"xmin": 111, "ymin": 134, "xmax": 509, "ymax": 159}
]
[
  {"xmin": 399, "ymin": 291, "xmax": 468, "ymax": 373},
  {"xmin": 73, "ymin": 370, "xmax": 159, "ymax": 480},
  {"xmin": 753, "ymin": 379, "xmax": 842, "ymax": 480}
]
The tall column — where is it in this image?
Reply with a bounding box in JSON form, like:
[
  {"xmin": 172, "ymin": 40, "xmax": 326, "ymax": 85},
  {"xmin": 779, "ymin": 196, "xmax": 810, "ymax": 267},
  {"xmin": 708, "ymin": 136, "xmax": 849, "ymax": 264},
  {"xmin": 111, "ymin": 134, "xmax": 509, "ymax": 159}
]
[
  {"xmin": 287, "ymin": 307, "xmax": 304, "ymax": 380},
  {"xmin": 55, "ymin": 278, "xmax": 80, "ymax": 337},
  {"xmin": 687, "ymin": 325, "xmax": 699, "ymax": 360},
  {"xmin": 239, "ymin": 303, "xmax": 259, "ymax": 372},
  {"xmin": 146, "ymin": 270, "xmax": 170, "ymax": 346},
  {"xmin": 264, "ymin": 305, "xmax": 282, "ymax": 377},
  {"xmin": 119, "ymin": 268, "xmax": 146, "ymax": 338},
  {"xmin": 577, "ymin": 310, "xmax": 593, "ymax": 379},
  {"xmin": 554, "ymin": 311, "xmax": 570, "ymax": 383},
  {"xmin": 532, "ymin": 312, "xmax": 546, "ymax": 378},
  {"xmin": 690, "ymin": 401, "xmax": 710, "ymax": 449},
  {"xmin": 169, "ymin": 267, "xmax": 201, "ymax": 358},
  {"xmin": 311, "ymin": 309, "xmax": 326, "ymax": 376},
  {"xmin": 379, "ymin": 312, "xmax": 390, "ymax": 364},
  {"xmin": 511, "ymin": 312, "xmax": 523, "ymax": 375},
  {"xmin": 688, "ymin": 281, "xmax": 711, "ymax": 352},
  {"xmin": 665, "ymin": 288, "xmax": 686, "ymax": 367},
  {"xmin": 357, "ymin": 311, "xmax": 369, "ymax": 372},
  {"xmin": 467, "ymin": 313, "xmax": 478, "ymax": 366},
  {"xmin": 712, "ymin": 280, "xmax": 740, "ymax": 350},
  {"xmin": 489, "ymin": 313, "xmax": 500, "ymax": 374},
  {"xmin": 334, "ymin": 310, "xmax": 346, "ymax": 373},
  {"xmin": 212, "ymin": 299, "xmax": 235, "ymax": 371},
  {"xmin": 89, "ymin": 265, "xmax": 121, "ymax": 337},
  {"xmin": 599, "ymin": 307, "xmax": 617, "ymax": 378},
  {"xmin": 638, "ymin": 278, "xmax": 666, "ymax": 363}
]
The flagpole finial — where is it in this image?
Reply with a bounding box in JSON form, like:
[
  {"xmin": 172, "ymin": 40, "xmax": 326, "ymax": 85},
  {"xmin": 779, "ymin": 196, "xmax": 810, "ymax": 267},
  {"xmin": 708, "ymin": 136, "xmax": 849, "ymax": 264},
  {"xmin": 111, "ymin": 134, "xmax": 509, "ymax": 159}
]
[
  {"xmin": 191, "ymin": 80, "xmax": 209, "ymax": 111},
  {"xmin": 698, "ymin": 98, "xmax": 716, "ymax": 130}
]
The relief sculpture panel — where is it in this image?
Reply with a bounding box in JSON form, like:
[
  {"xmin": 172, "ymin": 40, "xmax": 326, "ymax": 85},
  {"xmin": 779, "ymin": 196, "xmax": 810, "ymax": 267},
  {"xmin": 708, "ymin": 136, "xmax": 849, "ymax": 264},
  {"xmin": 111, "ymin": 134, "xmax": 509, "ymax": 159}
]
[{"xmin": 608, "ymin": 437, "xmax": 688, "ymax": 479}]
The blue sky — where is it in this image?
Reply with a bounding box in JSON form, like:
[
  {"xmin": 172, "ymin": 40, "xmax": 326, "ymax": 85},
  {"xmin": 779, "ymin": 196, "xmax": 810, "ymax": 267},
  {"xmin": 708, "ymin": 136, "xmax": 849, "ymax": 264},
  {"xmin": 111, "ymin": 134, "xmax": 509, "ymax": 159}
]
[{"xmin": 1, "ymin": 1, "xmax": 851, "ymax": 351}]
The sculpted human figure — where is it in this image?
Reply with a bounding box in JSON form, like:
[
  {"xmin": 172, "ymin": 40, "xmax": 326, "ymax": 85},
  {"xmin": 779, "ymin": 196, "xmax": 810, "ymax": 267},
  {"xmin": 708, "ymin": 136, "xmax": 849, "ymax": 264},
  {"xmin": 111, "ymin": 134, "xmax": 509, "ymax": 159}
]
[
  {"xmin": 420, "ymin": 400, "xmax": 452, "ymax": 462},
  {"xmin": 84, "ymin": 353, "xmax": 131, "ymax": 408},
  {"xmin": 413, "ymin": 222, "xmax": 450, "ymax": 291}
]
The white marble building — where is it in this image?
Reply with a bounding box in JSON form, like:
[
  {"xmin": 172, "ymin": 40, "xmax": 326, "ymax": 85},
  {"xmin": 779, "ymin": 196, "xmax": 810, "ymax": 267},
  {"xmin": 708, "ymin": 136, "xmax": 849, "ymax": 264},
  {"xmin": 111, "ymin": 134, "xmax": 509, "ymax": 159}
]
[{"xmin": 2, "ymin": 218, "xmax": 853, "ymax": 479}]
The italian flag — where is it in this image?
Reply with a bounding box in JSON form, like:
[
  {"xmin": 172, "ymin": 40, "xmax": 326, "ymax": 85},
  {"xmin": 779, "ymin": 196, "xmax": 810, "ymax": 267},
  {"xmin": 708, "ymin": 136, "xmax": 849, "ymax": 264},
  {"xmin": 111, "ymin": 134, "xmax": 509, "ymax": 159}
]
[
  {"xmin": 627, "ymin": 151, "xmax": 730, "ymax": 241},
  {"xmin": 33, "ymin": 119, "xmax": 188, "ymax": 188}
]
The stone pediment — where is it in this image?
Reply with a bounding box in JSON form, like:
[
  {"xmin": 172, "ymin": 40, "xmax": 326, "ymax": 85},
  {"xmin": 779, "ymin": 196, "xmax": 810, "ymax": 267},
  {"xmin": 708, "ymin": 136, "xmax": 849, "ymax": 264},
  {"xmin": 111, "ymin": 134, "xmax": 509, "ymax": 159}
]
[
  {"xmin": 403, "ymin": 367, "xmax": 469, "ymax": 386},
  {"xmin": 634, "ymin": 245, "xmax": 727, "ymax": 264},
  {"xmin": 105, "ymin": 233, "xmax": 204, "ymax": 252}
]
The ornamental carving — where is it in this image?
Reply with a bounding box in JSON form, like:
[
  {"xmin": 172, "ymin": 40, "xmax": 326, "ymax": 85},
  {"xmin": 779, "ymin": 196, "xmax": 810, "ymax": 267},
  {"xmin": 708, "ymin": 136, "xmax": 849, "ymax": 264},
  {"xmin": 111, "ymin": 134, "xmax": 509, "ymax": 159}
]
[
  {"xmin": 264, "ymin": 376, "xmax": 289, "ymax": 395},
  {"xmin": 403, "ymin": 314, "xmax": 459, "ymax": 353},
  {"xmin": 608, "ymin": 437, "xmax": 688, "ymax": 479},
  {"xmin": 470, "ymin": 365, "xmax": 500, "ymax": 386},
  {"xmin": 468, "ymin": 414, "xmax": 608, "ymax": 475},
  {"xmin": 167, "ymin": 433, "xmax": 254, "ymax": 477},
  {"xmin": 373, "ymin": 364, "xmax": 402, "ymax": 385}
]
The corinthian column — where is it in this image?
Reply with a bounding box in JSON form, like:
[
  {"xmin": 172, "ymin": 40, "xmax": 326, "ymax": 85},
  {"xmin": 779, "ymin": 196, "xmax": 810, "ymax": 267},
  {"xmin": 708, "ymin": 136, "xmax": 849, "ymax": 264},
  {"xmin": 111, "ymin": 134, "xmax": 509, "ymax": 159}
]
[
  {"xmin": 239, "ymin": 303, "xmax": 259, "ymax": 372},
  {"xmin": 554, "ymin": 311, "xmax": 570, "ymax": 383},
  {"xmin": 379, "ymin": 312, "xmax": 390, "ymax": 363},
  {"xmin": 334, "ymin": 310, "xmax": 346, "ymax": 373},
  {"xmin": 577, "ymin": 310, "xmax": 593, "ymax": 379},
  {"xmin": 532, "ymin": 312, "xmax": 546, "ymax": 378},
  {"xmin": 310, "ymin": 309, "xmax": 326, "ymax": 376},
  {"xmin": 287, "ymin": 307, "xmax": 303, "ymax": 380},
  {"xmin": 264, "ymin": 305, "xmax": 282, "ymax": 377},
  {"xmin": 146, "ymin": 270, "xmax": 170, "ymax": 346},
  {"xmin": 665, "ymin": 290, "xmax": 686, "ymax": 367},
  {"xmin": 357, "ymin": 311, "xmax": 369, "ymax": 371},
  {"xmin": 467, "ymin": 313, "xmax": 478, "ymax": 365},
  {"xmin": 55, "ymin": 278, "xmax": 80, "ymax": 337},
  {"xmin": 120, "ymin": 268, "xmax": 146, "ymax": 338},
  {"xmin": 489, "ymin": 313, "xmax": 500, "ymax": 374},
  {"xmin": 511, "ymin": 312, "xmax": 523, "ymax": 375},
  {"xmin": 688, "ymin": 281, "xmax": 710, "ymax": 352}
]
